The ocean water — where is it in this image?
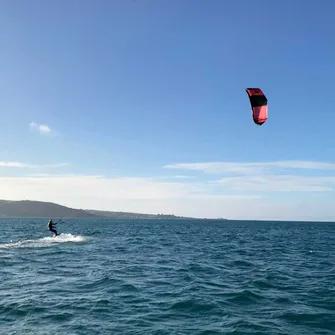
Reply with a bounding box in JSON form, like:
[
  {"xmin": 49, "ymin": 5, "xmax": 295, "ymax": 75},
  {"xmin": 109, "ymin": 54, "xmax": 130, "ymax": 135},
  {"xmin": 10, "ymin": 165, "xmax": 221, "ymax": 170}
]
[{"xmin": 0, "ymin": 218, "xmax": 334, "ymax": 335}]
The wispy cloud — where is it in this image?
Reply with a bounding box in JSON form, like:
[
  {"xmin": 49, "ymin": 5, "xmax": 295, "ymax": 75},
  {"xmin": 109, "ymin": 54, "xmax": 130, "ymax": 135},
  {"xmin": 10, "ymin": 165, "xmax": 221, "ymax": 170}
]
[
  {"xmin": 164, "ymin": 161, "xmax": 335, "ymax": 175},
  {"xmin": 0, "ymin": 174, "xmax": 334, "ymax": 220},
  {"xmin": 162, "ymin": 160, "xmax": 335, "ymax": 194},
  {"xmin": 0, "ymin": 161, "xmax": 69, "ymax": 169},
  {"xmin": 156, "ymin": 175, "xmax": 195, "ymax": 180},
  {"xmin": 1, "ymin": 160, "xmax": 335, "ymax": 220},
  {"xmin": 0, "ymin": 174, "xmax": 255, "ymax": 200},
  {"xmin": 214, "ymin": 175, "xmax": 335, "ymax": 192},
  {"xmin": 0, "ymin": 161, "xmax": 30, "ymax": 168},
  {"xmin": 29, "ymin": 121, "xmax": 56, "ymax": 136},
  {"xmin": 0, "ymin": 174, "xmax": 258, "ymax": 218}
]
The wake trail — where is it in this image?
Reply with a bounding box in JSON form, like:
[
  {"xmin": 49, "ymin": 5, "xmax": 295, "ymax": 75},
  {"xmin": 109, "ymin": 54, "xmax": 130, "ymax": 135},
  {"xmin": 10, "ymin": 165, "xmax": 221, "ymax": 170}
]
[{"xmin": 0, "ymin": 233, "xmax": 87, "ymax": 249}]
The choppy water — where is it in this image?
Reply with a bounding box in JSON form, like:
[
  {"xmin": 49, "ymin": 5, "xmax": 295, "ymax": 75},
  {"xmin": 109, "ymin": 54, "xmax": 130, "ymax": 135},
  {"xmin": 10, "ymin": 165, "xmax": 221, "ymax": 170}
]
[{"xmin": 0, "ymin": 218, "xmax": 334, "ymax": 334}]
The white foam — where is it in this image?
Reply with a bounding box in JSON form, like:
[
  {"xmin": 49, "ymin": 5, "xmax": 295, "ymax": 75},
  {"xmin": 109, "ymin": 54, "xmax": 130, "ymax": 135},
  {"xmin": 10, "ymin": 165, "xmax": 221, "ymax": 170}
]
[{"xmin": 0, "ymin": 233, "xmax": 87, "ymax": 249}]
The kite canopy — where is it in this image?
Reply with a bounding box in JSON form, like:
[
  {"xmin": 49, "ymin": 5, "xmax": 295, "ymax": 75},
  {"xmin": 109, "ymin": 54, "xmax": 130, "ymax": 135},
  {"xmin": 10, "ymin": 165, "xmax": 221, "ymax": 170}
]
[{"xmin": 245, "ymin": 88, "xmax": 268, "ymax": 125}]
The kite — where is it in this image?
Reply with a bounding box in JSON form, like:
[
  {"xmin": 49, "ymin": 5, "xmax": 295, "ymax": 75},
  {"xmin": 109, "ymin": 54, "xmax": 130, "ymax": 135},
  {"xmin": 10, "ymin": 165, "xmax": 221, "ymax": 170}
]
[{"xmin": 245, "ymin": 88, "xmax": 268, "ymax": 125}]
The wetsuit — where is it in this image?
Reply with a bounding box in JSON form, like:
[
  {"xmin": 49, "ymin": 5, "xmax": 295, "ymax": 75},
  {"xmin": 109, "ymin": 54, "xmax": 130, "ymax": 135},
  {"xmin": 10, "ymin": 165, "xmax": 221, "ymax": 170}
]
[{"xmin": 48, "ymin": 220, "xmax": 58, "ymax": 236}]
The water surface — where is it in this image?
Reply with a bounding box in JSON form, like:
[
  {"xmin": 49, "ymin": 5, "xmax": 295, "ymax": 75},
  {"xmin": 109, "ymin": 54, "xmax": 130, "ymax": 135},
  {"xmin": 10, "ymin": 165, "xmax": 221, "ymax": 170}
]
[{"xmin": 1, "ymin": 218, "xmax": 334, "ymax": 334}]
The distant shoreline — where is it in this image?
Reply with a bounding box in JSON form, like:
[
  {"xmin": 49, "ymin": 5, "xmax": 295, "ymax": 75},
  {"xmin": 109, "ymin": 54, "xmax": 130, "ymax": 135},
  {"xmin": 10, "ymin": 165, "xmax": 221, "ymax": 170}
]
[{"xmin": 0, "ymin": 199, "xmax": 227, "ymax": 220}]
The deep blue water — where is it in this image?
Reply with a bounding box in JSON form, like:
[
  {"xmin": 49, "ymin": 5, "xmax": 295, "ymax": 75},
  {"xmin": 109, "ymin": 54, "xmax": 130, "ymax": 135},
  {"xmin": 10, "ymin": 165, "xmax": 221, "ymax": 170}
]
[{"xmin": 0, "ymin": 218, "xmax": 334, "ymax": 334}]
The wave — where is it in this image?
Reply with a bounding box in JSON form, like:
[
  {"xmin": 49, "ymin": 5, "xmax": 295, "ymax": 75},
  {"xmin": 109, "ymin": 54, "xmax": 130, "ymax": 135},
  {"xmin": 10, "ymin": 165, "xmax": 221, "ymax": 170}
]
[{"xmin": 0, "ymin": 233, "xmax": 87, "ymax": 249}]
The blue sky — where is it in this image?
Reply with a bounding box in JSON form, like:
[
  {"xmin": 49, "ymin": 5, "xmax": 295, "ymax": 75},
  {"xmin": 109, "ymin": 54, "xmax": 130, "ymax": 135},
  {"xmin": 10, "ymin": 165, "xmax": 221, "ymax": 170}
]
[{"xmin": 0, "ymin": 0, "xmax": 335, "ymax": 220}]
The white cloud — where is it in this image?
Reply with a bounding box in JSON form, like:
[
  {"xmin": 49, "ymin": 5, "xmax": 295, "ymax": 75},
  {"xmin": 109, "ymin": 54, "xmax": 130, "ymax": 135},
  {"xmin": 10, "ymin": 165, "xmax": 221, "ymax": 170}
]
[
  {"xmin": 214, "ymin": 175, "xmax": 335, "ymax": 192},
  {"xmin": 0, "ymin": 173, "xmax": 334, "ymax": 220},
  {"xmin": 0, "ymin": 175, "xmax": 254, "ymax": 200},
  {"xmin": 0, "ymin": 161, "xmax": 69, "ymax": 169},
  {"xmin": 0, "ymin": 174, "xmax": 260, "ymax": 218},
  {"xmin": 1, "ymin": 159, "xmax": 335, "ymax": 220},
  {"xmin": 36, "ymin": 163, "xmax": 69, "ymax": 168},
  {"xmin": 0, "ymin": 161, "xmax": 29, "ymax": 168},
  {"xmin": 163, "ymin": 160, "xmax": 335, "ymax": 193},
  {"xmin": 156, "ymin": 175, "xmax": 195, "ymax": 180},
  {"xmin": 29, "ymin": 121, "xmax": 56, "ymax": 136},
  {"xmin": 164, "ymin": 160, "xmax": 335, "ymax": 175}
]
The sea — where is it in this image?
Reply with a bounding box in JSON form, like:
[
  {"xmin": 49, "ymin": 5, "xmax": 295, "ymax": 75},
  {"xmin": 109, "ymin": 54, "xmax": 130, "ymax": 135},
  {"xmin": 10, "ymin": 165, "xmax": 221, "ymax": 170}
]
[{"xmin": 0, "ymin": 218, "xmax": 334, "ymax": 335}]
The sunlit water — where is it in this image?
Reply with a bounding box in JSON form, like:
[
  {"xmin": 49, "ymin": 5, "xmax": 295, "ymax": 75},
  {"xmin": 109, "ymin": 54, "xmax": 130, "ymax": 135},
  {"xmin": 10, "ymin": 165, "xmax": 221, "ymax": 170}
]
[{"xmin": 1, "ymin": 218, "xmax": 334, "ymax": 334}]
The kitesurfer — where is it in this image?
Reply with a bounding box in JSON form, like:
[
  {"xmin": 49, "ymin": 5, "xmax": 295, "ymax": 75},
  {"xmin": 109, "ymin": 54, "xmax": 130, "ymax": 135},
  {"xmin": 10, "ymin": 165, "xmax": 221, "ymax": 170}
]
[{"xmin": 48, "ymin": 218, "xmax": 58, "ymax": 236}]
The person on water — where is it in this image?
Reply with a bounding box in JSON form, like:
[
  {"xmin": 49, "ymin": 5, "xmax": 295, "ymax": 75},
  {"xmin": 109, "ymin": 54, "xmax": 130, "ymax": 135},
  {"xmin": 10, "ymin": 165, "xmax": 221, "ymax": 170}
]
[{"xmin": 48, "ymin": 218, "xmax": 59, "ymax": 236}]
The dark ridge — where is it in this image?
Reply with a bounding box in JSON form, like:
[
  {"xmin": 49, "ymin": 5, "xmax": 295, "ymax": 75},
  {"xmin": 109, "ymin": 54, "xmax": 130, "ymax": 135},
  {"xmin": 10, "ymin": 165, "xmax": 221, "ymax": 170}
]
[
  {"xmin": 0, "ymin": 200, "xmax": 99, "ymax": 218},
  {"xmin": 0, "ymin": 200, "xmax": 225, "ymax": 219}
]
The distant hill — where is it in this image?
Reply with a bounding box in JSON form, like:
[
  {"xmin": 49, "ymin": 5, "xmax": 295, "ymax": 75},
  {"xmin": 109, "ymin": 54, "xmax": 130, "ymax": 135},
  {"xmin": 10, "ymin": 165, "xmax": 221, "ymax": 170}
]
[
  {"xmin": 0, "ymin": 200, "xmax": 203, "ymax": 219},
  {"xmin": 86, "ymin": 209, "xmax": 195, "ymax": 220},
  {"xmin": 0, "ymin": 200, "xmax": 99, "ymax": 218}
]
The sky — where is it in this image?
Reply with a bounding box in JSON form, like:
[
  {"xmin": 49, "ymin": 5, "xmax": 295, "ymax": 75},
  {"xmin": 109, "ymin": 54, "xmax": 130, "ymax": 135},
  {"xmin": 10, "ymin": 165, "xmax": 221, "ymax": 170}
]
[{"xmin": 0, "ymin": 0, "xmax": 335, "ymax": 221}]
